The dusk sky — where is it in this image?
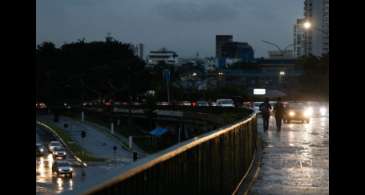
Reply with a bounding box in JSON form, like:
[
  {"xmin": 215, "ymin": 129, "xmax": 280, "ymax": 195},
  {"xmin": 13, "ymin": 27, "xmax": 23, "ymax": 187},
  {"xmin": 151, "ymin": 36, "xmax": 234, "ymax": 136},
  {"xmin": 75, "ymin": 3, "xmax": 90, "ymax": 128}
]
[{"xmin": 36, "ymin": 0, "xmax": 304, "ymax": 58}]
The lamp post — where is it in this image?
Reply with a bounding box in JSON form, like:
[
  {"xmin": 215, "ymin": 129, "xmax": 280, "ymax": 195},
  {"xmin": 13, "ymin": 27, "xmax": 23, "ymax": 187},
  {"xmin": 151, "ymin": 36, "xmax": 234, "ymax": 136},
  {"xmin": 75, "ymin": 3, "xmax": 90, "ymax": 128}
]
[
  {"xmin": 301, "ymin": 20, "xmax": 329, "ymax": 56},
  {"xmin": 302, "ymin": 21, "xmax": 328, "ymax": 35}
]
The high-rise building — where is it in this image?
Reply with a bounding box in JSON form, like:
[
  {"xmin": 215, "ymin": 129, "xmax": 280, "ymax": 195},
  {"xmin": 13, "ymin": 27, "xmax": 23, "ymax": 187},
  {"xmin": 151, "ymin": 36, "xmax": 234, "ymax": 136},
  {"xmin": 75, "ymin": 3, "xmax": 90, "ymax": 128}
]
[
  {"xmin": 215, "ymin": 35, "xmax": 254, "ymax": 68},
  {"xmin": 138, "ymin": 43, "xmax": 144, "ymax": 60},
  {"xmin": 221, "ymin": 42, "xmax": 254, "ymax": 62},
  {"xmin": 293, "ymin": 18, "xmax": 306, "ymax": 57},
  {"xmin": 303, "ymin": 0, "xmax": 329, "ymax": 56},
  {"xmin": 216, "ymin": 35, "xmax": 233, "ymax": 58}
]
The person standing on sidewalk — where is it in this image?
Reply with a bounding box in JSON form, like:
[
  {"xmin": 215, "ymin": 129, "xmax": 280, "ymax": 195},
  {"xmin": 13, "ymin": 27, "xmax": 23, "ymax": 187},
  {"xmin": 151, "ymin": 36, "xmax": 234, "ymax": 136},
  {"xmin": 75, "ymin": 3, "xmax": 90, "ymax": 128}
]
[
  {"xmin": 260, "ymin": 98, "xmax": 272, "ymax": 131},
  {"xmin": 274, "ymin": 98, "xmax": 285, "ymax": 131}
]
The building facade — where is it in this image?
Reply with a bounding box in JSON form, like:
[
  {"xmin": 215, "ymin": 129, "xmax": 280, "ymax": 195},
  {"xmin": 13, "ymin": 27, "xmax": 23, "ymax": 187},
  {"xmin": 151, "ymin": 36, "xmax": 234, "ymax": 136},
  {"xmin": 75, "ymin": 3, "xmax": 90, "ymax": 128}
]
[
  {"xmin": 304, "ymin": 0, "xmax": 329, "ymax": 56},
  {"xmin": 293, "ymin": 18, "xmax": 306, "ymax": 57},
  {"xmin": 147, "ymin": 48, "xmax": 178, "ymax": 66},
  {"xmin": 216, "ymin": 35, "xmax": 233, "ymax": 59},
  {"xmin": 215, "ymin": 35, "xmax": 255, "ymax": 68}
]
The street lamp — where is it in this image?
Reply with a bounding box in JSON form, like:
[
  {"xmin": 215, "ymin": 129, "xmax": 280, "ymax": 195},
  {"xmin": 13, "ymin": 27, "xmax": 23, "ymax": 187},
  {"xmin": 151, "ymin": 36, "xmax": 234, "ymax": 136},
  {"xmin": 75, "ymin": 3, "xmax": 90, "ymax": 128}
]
[
  {"xmin": 302, "ymin": 20, "xmax": 328, "ymax": 35},
  {"xmin": 279, "ymin": 71, "xmax": 286, "ymax": 76},
  {"xmin": 303, "ymin": 21, "xmax": 312, "ymax": 30}
]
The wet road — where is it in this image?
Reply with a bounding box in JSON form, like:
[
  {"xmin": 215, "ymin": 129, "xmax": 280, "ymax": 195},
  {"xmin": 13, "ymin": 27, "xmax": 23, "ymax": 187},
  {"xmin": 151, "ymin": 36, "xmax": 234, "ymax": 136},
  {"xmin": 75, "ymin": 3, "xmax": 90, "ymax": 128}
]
[
  {"xmin": 36, "ymin": 126, "xmax": 128, "ymax": 195},
  {"xmin": 250, "ymin": 112, "xmax": 329, "ymax": 194}
]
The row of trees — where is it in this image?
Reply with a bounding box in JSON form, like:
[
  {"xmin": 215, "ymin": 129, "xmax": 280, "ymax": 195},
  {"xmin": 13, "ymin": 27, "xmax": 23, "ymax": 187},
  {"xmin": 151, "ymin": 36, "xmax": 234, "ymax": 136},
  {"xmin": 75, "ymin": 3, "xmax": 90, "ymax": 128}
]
[
  {"xmin": 36, "ymin": 37, "xmax": 237, "ymax": 108},
  {"xmin": 36, "ymin": 37, "xmax": 148, "ymax": 107}
]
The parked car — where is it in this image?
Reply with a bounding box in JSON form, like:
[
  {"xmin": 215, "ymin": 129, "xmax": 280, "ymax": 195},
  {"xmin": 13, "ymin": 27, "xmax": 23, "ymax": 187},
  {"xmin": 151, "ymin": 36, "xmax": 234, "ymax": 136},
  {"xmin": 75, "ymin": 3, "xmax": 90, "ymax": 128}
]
[
  {"xmin": 197, "ymin": 101, "xmax": 209, "ymax": 107},
  {"xmin": 180, "ymin": 101, "xmax": 192, "ymax": 106},
  {"xmin": 52, "ymin": 160, "xmax": 73, "ymax": 177},
  {"xmin": 216, "ymin": 99, "xmax": 235, "ymax": 107}
]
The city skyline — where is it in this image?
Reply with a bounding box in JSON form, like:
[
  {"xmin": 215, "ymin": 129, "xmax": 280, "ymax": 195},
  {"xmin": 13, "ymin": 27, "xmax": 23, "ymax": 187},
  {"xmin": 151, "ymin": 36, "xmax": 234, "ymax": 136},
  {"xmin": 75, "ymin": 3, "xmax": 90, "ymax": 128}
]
[{"xmin": 37, "ymin": 0, "xmax": 303, "ymax": 58}]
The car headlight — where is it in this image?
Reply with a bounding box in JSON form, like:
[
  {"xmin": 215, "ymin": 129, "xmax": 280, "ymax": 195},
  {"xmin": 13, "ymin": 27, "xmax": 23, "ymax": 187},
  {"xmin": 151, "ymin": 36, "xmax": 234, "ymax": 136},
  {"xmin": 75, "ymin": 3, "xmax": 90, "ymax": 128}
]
[
  {"xmin": 39, "ymin": 148, "xmax": 44, "ymax": 152},
  {"xmin": 304, "ymin": 107, "xmax": 313, "ymax": 117},
  {"xmin": 58, "ymin": 168, "xmax": 63, "ymax": 172},
  {"xmin": 69, "ymin": 168, "xmax": 73, "ymax": 171},
  {"xmin": 320, "ymin": 107, "xmax": 327, "ymax": 115},
  {"xmin": 289, "ymin": 111, "xmax": 295, "ymax": 117}
]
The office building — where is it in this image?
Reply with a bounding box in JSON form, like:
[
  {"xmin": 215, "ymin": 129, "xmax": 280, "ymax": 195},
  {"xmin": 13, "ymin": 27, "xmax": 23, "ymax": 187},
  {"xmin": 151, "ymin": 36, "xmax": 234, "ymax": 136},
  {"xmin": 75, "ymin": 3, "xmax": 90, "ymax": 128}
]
[
  {"xmin": 215, "ymin": 35, "xmax": 255, "ymax": 67},
  {"xmin": 216, "ymin": 35, "xmax": 233, "ymax": 58}
]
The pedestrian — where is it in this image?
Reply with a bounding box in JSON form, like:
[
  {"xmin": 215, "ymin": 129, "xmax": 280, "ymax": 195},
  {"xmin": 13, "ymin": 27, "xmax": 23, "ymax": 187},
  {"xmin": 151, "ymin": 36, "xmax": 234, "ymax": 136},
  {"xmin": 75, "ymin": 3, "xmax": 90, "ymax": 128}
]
[
  {"xmin": 274, "ymin": 97, "xmax": 285, "ymax": 131},
  {"xmin": 259, "ymin": 98, "xmax": 272, "ymax": 131}
]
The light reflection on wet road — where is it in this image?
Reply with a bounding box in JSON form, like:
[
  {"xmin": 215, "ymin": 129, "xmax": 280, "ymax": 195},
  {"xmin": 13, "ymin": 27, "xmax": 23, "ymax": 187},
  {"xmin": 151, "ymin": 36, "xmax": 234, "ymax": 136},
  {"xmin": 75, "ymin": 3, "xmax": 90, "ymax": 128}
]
[
  {"xmin": 36, "ymin": 126, "xmax": 128, "ymax": 195},
  {"xmin": 250, "ymin": 114, "xmax": 329, "ymax": 194}
]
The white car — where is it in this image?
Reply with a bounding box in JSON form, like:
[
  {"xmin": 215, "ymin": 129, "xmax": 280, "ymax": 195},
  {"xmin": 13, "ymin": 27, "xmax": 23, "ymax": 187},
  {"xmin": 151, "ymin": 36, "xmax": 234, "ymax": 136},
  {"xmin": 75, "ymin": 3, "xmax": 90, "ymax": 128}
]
[
  {"xmin": 48, "ymin": 141, "xmax": 63, "ymax": 152},
  {"xmin": 216, "ymin": 99, "xmax": 235, "ymax": 107},
  {"xmin": 52, "ymin": 160, "xmax": 73, "ymax": 177}
]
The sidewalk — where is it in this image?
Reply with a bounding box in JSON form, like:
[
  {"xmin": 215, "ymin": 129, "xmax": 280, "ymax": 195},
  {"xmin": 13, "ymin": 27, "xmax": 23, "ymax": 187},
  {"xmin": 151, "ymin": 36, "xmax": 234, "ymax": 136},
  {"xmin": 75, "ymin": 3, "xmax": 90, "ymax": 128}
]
[
  {"xmin": 250, "ymin": 116, "xmax": 329, "ymax": 194},
  {"xmin": 38, "ymin": 115, "xmax": 134, "ymax": 163}
]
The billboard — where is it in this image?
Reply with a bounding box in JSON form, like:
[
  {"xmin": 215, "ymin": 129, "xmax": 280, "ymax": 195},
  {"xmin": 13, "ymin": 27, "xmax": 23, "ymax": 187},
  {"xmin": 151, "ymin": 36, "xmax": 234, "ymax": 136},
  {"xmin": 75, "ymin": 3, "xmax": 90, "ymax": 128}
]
[{"xmin": 253, "ymin": 88, "xmax": 266, "ymax": 95}]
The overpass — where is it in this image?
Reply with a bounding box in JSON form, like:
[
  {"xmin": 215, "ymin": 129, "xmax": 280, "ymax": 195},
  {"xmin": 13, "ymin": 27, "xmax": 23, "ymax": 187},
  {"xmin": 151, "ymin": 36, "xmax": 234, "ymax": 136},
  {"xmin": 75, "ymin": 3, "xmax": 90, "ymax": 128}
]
[{"xmin": 63, "ymin": 106, "xmax": 258, "ymax": 194}]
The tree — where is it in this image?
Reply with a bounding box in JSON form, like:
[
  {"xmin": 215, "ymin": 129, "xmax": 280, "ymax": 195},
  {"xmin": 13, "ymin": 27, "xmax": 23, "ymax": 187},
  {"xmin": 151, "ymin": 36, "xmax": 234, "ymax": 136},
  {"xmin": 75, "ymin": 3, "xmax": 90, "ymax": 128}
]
[{"xmin": 36, "ymin": 37, "xmax": 148, "ymax": 106}]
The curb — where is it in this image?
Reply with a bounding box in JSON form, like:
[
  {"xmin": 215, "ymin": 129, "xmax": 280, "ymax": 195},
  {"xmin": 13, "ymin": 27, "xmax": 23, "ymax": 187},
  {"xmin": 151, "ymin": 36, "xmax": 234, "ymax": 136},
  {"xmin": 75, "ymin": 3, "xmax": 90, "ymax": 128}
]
[{"xmin": 37, "ymin": 120, "xmax": 88, "ymax": 168}]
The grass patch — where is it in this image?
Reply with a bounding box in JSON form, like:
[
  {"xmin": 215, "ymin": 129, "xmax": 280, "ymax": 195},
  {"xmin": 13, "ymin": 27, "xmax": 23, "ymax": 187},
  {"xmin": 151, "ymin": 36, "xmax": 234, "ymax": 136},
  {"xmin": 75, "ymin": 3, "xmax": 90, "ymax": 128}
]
[
  {"xmin": 38, "ymin": 120, "xmax": 106, "ymax": 162},
  {"xmin": 62, "ymin": 111, "xmax": 157, "ymax": 153},
  {"xmin": 61, "ymin": 112, "xmax": 131, "ymax": 150}
]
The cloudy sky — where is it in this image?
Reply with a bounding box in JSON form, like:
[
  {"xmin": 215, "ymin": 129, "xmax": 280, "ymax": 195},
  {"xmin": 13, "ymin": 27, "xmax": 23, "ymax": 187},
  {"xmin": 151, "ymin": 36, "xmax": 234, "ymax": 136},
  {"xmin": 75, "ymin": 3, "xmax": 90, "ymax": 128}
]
[{"xmin": 36, "ymin": 0, "xmax": 304, "ymax": 58}]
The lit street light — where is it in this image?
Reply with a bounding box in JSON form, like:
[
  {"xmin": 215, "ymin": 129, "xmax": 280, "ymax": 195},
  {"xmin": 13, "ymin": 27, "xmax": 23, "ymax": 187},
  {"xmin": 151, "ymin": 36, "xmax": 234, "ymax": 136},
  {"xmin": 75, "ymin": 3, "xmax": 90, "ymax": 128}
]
[
  {"xmin": 302, "ymin": 20, "xmax": 328, "ymax": 35},
  {"xmin": 303, "ymin": 21, "xmax": 312, "ymax": 30},
  {"xmin": 279, "ymin": 71, "xmax": 286, "ymax": 76}
]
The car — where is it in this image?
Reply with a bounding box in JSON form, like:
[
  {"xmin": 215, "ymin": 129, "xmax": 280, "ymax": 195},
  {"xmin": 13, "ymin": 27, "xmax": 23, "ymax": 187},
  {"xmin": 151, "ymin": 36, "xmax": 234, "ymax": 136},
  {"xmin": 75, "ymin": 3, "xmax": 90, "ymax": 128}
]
[
  {"xmin": 197, "ymin": 101, "xmax": 209, "ymax": 107},
  {"xmin": 179, "ymin": 101, "xmax": 191, "ymax": 106},
  {"xmin": 283, "ymin": 103, "xmax": 312, "ymax": 123},
  {"xmin": 52, "ymin": 160, "xmax": 74, "ymax": 177},
  {"xmin": 48, "ymin": 141, "xmax": 63, "ymax": 152},
  {"xmin": 216, "ymin": 99, "xmax": 235, "ymax": 107},
  {"xmin": 52, "ymin": 146, "xmax": 67, "ymax": 159},
  {"xmin": 157, "ymin": 101, "xmax": 169, "ymax": 106},
  {"xmin": 253, "ymin": 102, "xmax": 263, "ymax": 113},
  {"xmin": 36, "ymin": 143, "xmax": 45, "ymax": 156}
]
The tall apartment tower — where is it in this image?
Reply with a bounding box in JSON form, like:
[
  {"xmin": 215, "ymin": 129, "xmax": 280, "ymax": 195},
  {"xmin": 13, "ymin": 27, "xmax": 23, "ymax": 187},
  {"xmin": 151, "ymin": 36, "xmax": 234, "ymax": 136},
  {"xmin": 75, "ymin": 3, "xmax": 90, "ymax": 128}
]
[
  {"xmin": 293, "ymin": 18, "xmax": 306, "ymax": 57},
  {"xmin": 304, "ymin": 0, "xmax": 329, "ymax": 56},
  {"xmin": 138, "ymin": 43, "xmax": 144, "ymax": 60},
  {"xmin": 216, "ymin": 35, "xmax": 233, "ymax": 58}
]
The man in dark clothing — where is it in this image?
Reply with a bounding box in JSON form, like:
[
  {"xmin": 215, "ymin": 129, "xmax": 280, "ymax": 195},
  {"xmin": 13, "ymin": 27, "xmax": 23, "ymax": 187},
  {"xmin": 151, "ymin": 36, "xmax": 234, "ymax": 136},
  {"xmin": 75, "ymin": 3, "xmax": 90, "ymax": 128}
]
[
  {"xmin": 274, "ymin": 98, "xmax": 285, "ymax": 131},
  {"xmin": 260, "ymin": 98, "xmax": 272, "ymax": 131}
]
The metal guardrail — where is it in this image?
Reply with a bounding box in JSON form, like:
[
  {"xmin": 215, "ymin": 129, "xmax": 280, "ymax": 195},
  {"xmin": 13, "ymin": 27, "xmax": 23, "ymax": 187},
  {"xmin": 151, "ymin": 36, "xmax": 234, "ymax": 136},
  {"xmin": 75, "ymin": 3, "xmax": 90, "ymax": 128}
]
[{"xmin": 82, "ymin": 112, "xmax": 257, "ymax": 195}]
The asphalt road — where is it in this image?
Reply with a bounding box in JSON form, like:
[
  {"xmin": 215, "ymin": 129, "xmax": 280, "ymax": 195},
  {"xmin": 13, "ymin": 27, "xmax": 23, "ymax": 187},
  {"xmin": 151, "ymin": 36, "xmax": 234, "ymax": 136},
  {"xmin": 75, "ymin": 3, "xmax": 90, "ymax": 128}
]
[{"xmin": 36, "ymin": 126, "xmax": 128, "ymax": 195}]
